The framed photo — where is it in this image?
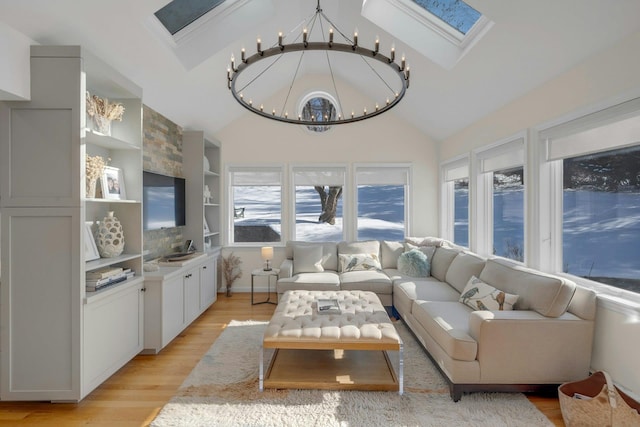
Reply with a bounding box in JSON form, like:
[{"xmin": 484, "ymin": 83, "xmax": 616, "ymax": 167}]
[
  {"xmin": 84, "ymin": 223, "xmax": 100, "ymax": 261},
  {"xmin": 204, "ymin": 218, "xmax": 210, "ymax": 233},
  {"xmin": 101, "ymin": 166, "xmax": 126, "ymax": 200}
]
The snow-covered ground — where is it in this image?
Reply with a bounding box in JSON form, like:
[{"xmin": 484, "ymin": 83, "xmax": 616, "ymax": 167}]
[{"xmin": 234, "ymin": 185, "xmax": 639, "ymax": 282}]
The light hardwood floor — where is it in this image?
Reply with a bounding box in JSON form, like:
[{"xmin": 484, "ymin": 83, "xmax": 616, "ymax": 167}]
[{"xmin": 0, "ymin": 293, "xmax": 564, "ymax": 426}]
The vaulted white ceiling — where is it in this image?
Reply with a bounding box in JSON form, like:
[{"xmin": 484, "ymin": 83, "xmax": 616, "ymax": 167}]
[{"xmin": 2, "ymin": 0, "xmax": 640, "ymax": 141}]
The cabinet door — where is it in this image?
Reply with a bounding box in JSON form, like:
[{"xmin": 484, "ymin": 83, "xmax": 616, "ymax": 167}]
[
  {"xmin": 184, "ymin": 268, "xmax": 201, "ymax": 324},
  {"xmin": 83, "ymin": 281, "xmax": 144, "ymax": 396},
  {"xmin": 200, "ymin": 257, "xmax": 217, "ymax": 311},
  {"xmin": 162, "ymin": 275, "xmax": 185, "ymax": 346},
  {"xmin": 1, "ymin": 208, "xmax": 82, "ymax": 401}
]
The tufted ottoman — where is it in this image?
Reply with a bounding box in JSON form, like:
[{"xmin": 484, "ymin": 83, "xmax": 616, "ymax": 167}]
[{"xmin": 260, "ymin": 290, "xmax": 403, "ymax": 394}]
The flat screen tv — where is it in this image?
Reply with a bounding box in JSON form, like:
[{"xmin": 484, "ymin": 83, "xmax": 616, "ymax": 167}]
[{"xmin": 143, "ymin": 171, "xmax": 186, "ymax": 230}]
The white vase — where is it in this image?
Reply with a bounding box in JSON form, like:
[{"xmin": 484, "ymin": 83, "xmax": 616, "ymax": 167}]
[
  {"xmin": 93, "ymin": 114, "xmax": 112, "ymax": 136},
  {"xmin": 96, "ymin": 211, "xmax": 125, "ymax": 257}
]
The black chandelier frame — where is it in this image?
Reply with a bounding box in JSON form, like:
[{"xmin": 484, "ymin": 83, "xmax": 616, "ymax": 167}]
[{"xmin": 227, "ymin": 1, "xmax": 410, "ymax": 126}]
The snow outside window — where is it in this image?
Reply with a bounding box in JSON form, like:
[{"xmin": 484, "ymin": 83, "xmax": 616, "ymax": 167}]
[
  {"xmin": 541, "ymin": 99, "xmax": 640, "ymax": 295},
  {"xmin": 228, "ymin": 167, "xmax": 282, "ymax": 244},
  {"xmin": 492, "ymin": 167, "xmax": 524, "ymax": 261},
  {"xmin": 292, "ymin": 167, "xmax": 346, "ymax": 242},
  {"xmin": 356, "ymin": 166, "xmax": 409, "ymax": 241}
]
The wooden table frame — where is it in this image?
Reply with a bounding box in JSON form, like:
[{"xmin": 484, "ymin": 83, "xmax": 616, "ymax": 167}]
[{"xmin": 259, "ymin": 336, "xmax": 404, "ymax": 395}]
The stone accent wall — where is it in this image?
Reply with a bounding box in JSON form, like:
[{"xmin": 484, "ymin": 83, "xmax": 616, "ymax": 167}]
[{"xmin": 142, "ymin": 105, "xmax": 185, "ymax": 260}]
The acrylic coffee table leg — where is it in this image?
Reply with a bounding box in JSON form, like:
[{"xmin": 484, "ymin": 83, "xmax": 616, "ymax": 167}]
[{"xmin": 259, "ymin": 344, "xmax": 264, "ymax": 392}]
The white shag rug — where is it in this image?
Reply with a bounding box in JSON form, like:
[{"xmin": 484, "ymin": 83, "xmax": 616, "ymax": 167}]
[{"xmin": 152, "ymin": 320, "xmax": 553, "ymax": 427}]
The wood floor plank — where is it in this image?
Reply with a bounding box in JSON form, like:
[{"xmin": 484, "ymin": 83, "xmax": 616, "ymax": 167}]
[{"xmin": 0, "ymin": 293, "xmax": 564, "ymax": 426}]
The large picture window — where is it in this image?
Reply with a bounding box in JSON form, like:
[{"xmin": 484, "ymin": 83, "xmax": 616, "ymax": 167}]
[
  {"xmin": 228, "ymin": 167, "xmax": 282, "ymax": 244},
  {"xmin": 441, "ymin": 157, "xmax": 469, "ymax": 247},
  {"xmin": 356, "ymin": 166, "xmax": 409, "ymax": 240},
  {"xmin": 292, "ymin": 167, "xmax": 346, "ymax": 242},
  {"xmin": 562, "ymin": 145, "xmax": 640, "ymax": 293}
]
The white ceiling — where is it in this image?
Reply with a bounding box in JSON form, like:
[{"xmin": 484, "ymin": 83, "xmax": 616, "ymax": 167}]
[{"xmin": 2, "ymin": 0, "xmax": 640, "ymax": 141}]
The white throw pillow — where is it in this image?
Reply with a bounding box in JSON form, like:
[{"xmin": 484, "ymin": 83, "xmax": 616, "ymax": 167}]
[
  {"xmin": 339, "ymin": 253, "xmax": 382, "ymax": 272},
  {"xmin": 459, "ymin": 276, "xmax": 519, "ymax": 311},
  {"xmin": 293, "ymin": 245, "xmax": 324, "ymax": 275}
]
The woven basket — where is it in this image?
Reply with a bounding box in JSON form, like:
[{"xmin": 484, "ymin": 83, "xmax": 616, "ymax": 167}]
[{"xmin": 559, "ymin": 371, "xmax": 640, "ymax": 427}]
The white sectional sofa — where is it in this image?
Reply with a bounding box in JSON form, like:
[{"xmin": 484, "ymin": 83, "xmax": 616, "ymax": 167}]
[{"xmin": 277, "ymin": 238, "xmax": 597, "ymax": 400}]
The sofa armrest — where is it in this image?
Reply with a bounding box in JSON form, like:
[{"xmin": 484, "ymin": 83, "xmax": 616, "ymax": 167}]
[
  {"xmin": 279, "ymin": 259, "xmax": 293, "ymax": 279},
  {"xmin": 468, "ymin": 310, "xmax": 594, "ymax": 384}
]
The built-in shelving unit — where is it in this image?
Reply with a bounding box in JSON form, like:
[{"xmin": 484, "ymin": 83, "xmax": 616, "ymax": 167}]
[
  {"xmin": 184, "ymin": 131, "xmax": 221, "ymax": 252},
  {"xmin": 0, "ymin": 45, "xmax": 144, "ymax": 401}
]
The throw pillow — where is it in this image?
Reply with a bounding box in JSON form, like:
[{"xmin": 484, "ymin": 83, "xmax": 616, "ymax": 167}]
[
  {"xmin": 339, "ymin": 253, "xmax": 382, "ymax": 272},
  {"xmin": 397, "ymin": 249, "xmax": 431, "ymax": 277},
  {"xmin": 404, "ymin": 242, "xmax": 436, "ymax": 260},
  {"xmin": 459, "ymin": 276, "xmax": 519, "ymax": 311},
  {"xmin": 293, "ymin": 245, "xmax": 324, "ymax": 275}
]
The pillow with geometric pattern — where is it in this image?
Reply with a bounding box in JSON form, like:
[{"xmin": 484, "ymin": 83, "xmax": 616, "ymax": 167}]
[
  {"xmin": 459, "ymin": 276, "xmax": 519, "ymax": 311},
  {"xmin": 339, "ymin": 253, "xmax": 382, "ymax": 272}
]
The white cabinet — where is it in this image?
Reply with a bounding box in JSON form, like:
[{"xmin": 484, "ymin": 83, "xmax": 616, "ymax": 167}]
[
  {"xmin": 0, "ymin": 45, "xmax": 144, "ymax": 401},
  {"xmin": 143, "ymin": 251, "xmax": 220, "ymax": 354},
  {"xmin": 183, "ymin": 131, "xmax": 221, "ymax": 252}
]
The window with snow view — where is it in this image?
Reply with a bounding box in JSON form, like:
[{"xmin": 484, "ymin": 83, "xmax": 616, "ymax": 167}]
[
  {"xmin": 562, "ymin": 144, "xmax": 640, "ymax": 293},
  {"xmin": 454, "ymin": 178, "xmax": 469, "ymax": 247},
  {"xmin": 229, "ymin": 168, "xmax": 282, "ymax": 244},
  {"xmin": 493, "ymin": 167, "xmax": 524, "ymax": 261}
]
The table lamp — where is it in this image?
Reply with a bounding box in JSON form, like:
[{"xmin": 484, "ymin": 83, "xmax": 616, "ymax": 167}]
[{"xmin": 261, "ymin": 246, "xmax": 273, "ymax": 271}]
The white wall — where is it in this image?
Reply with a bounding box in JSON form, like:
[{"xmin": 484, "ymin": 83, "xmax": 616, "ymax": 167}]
[
  {"xmin": 0, "ymin": 22, "xmax": 33, "ymax": 101},
  {"xmin": 438, "ymin": 30, "xmax": 640, "ymax": 398},
  {"xmin": 215, "ymin": 76, "xmax": 438, "ymax": 291}
]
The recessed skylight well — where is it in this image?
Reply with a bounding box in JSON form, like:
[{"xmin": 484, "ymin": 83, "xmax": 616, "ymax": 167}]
[{"xmin": 361, "ymin": 0, "xmax": 493, "ymax": 69}]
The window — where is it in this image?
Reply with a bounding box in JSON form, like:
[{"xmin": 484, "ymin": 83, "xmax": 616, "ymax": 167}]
[
  {"xmin": 228, "ymin": 167, "xmax": 282, "ymax": 244},
  {"xmin": 441, "ymin": 157, "xmax": 469, "ymax": 247},
  {"xmin": 411, "ymin": 0, "xmax": 481, "ymax": 35},
  {"xmin": 493, "ymin": 167, "xmax": 524, "ymax": 261},
  {"xmin": 356, "ymin": 166, "xmax": 409, "ymax": 240},
  {"xmin": 299, "ymin": 92, "xmax": 341, "ymax": 133},
  {"xmin": 154, "ymin": 0, "xmax": 225, "ymax": 35},
  {"xmin": 562, "ymin": 145, "xmax": 640, "ymax": 293},
  {"xmin": 476, "ymin": 136, "xmax": 526, "ymax": 261},
  {"xmin": 453, "ymin": 178, "xmax": 469, "ymax": 247},
  {"xmin": 292, "ymin": 167, "xmax": 346, "ymax": 242},
  {"xmin": 541, "ymin": 99, "xmax": 640, "ymax": 294}
]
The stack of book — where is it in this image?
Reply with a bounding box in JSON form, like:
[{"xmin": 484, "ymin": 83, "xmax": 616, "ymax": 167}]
[
  {"xmin": 86, "ymin": 267, "xmax": 134, "ymax": 291},
  {"xmin": 317, "ymin": 298, "xmax": 341, "ymax": 315}
]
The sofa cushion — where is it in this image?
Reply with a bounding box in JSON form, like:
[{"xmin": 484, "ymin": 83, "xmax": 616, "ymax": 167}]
[
  {"xmin": 479, "ymin": 258, "xmax": 576, "ymax": 317},
  {"xmin": 412, "ymin": 300, "xmax": 478, "ymax": 361},
  {"xmin": 459, "ymin": 276, "xmax": 518, "ymax": 311},
  {"xmin": 339, "ymin": 253, "xmax": 382, "ymax": 272},
  {"xmin": 380, "ymin": 240, "xmax": 404, "ymax": 269},
  {"xmin": 286, "ymin": 241, "xmax": 338, "ymax": 271},
  {"xmin": 445, "ymin": 251, "xmax": 486, "ymax": 293},
  {"xmin": 397, "ymin": 249, "xmax": 430, "ymax": 277},
  {"xmin": 338, "ymin": 240, "xmax": 380, "ymax": 256},
  {"xmin": 293, "ymin": 245, "xmax": 324, "ymax": 275},
  {"xmin": 430, "ymin": 247, "xmax": 460, "ymax": 282},
  {"xmin": 277, "ymin": 272, "xmax": 340, "ymax": 294},
  {"xmin": 405, "ymin": 243, "xmax": 436, "ymax": 260},
  {"xmin": 405, "ymin": 236, "xmax": 448, "ymax": 247},
  {"xmin": 340, "ymin": 270, "xmax": 392, "ymax": 294}
]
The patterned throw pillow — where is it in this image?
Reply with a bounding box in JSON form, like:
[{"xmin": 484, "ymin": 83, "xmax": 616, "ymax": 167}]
[
  {"xmin": 459, "ymin": 276, "xmax": 519, "ymax": 311},
  {"xmin": 397, "ymin": 249, "xmax": 431, "ymax": 277},
  {"xmin": 339, "ymin": 253, "xmax": 382, "ymax": 272}
]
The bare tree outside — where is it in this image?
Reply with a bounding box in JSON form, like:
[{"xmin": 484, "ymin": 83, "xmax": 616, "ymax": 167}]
[{"xmin": 314, "ymin": 186, "xmax": 342, "ymax": 225}]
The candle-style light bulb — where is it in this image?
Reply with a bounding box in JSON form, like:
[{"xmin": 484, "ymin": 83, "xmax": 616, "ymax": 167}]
[
  {"xmin": 231, "ymin": 55, "xmax": 235, "ymax": 70},
  {"xmin": 260, "ymin": 104, "xmax": 264, "ymax": 112},
  {"xmin": 285, "ymin": 112, "xmax": 288, "ymax": 119},
  {"xmin": 257, "ymin": 38, "xmax": 262, "ymax": 53},
  {"xmin": 249, "ymin": 99, "xmax": 253, "ymax": 106},
  {"xmin": 329, "ymin": 28, "xmax": 334, "ymax": 44},
  {"xmin": 351, "ymin": 111, "xmax": 355, "ymax": 118},
  {"xmin": 375, "ymin": 37, "xmax": 379, "ymax": 53},
  {"xmin": 278, "ymin": 31, "xmax": 283, "ymax": 47},
  {"xmin": 364, "ymin": 107, "xmax": 367, "ymax": 115},
  {"xmin": 241, "ymin": 48, "xmax": 246, "ymax": 62},
  {"xmin": 353, "ymin": 30, "xmax": 358, "ymax": 47},
  {"xmin": 386, "ymin": 98, "xmax": 390, "ymax": 105},
  {"xmin": 375, "ymin": 104, "xmax": 379, "ymax": 111},
  {"xmin": 240, "ymin": 93, "xmax": 244, "ymax": 101},
  {"xmin": 303, "ymin": 28, "xmax": 308, "ymax": 44},
  {"xmin": 338, "ymin": 114, "xmax": 342, "ymax": 120},
  {"xmin": 390, "ymin": 46, "xmax": 395, "ymax": 62},
  {"xmin": 401, "ymin": 55, "xmax": 406, "ymax": 71},
  {"xmin": 298, "ymin": 115, "xmax": 302, "ymax": 120},
  {"xmin": 272, "ymin": 109, "xmax": 276, "ymax": 115},
  {"xmin": 227, "ymin": 67, "xmax": 231, "ymax": 80},
  {"xmin": 406, "ymin": 66, "xmax": 410, "ymax": 80}
]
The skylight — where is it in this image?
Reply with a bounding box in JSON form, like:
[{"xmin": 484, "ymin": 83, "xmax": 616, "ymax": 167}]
[
  {"xmin": 155, "ymin": 0, "xmax": 225, "ymax": 35},
  {"xmin": 411, "ymin": 0, "xmax": 481, "ymax": 35}
]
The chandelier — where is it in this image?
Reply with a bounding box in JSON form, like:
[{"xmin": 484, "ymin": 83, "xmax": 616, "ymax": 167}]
[{"xmin": 226, "ymin": 0, "xmax": 410, "ymax": 127}]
